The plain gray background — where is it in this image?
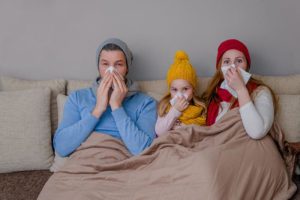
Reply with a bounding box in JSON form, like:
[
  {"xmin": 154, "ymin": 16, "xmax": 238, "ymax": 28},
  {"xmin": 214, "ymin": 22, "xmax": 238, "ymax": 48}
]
[{"xmin": 0, "ymin": 0, "xmax": 299, "ymax": 81}]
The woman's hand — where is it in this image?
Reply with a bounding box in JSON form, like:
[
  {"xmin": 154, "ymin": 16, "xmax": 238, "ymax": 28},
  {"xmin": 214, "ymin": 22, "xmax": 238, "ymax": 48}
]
[
  {"xmin": 109, "ymin": 71, "xmax": 128, "ymax": 110},
  {"xmin": 92, "ymin": 74, "xmax": 113, "ymax": 118},
  {"xmin": 225, "ymin": 67, "xmax": 247, "ymax": 93},
  {"xmin": 173, "ymin": 97, "xmax": 189, "ymax": 112},
  {"xmin": 225, "ymin": 67, "xmax": 251, "ymax": 107}
]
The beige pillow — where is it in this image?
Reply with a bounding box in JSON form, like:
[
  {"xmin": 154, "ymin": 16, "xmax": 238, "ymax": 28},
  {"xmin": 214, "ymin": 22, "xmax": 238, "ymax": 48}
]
[
  {"xmin": 276, "ymin": 94, "xmax": 300, "ymax": 142},
  {"xmin": 0, "ymin": 76, "xmax": 66, "ymax": 135},
  {"xmin": 0, "ymin": 89, "xmax": 53, "ymax": 173},
  {"xmin": 49, "ymin": 94, "xmax": 69, "ymax": 172}
]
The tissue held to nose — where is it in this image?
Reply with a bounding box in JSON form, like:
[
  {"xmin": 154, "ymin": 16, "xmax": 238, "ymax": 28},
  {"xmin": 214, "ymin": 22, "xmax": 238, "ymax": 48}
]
[
  {"xmin": 220, "ymin": 64, "xmax": 252, "ymax": 98},
  {"xmin": 170, "ymin": 92, "xmax": 189, "ymax": 106},
  {"xmin": 105, "ymin": 66, "xmax": 115, "ymax": 74}
]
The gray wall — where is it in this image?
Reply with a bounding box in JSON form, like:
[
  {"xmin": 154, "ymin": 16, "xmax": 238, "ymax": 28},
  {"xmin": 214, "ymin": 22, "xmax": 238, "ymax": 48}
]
[{"xmin": 0, "ymin": 0, "xmax": 299, "ymax": 81}]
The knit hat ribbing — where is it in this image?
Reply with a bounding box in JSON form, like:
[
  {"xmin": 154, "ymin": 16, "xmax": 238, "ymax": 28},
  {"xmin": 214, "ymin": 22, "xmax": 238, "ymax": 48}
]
[
  {"xmin": 166, "ymin": 50, "xmax": 198, "ymax": 89},
  {"xmin": 216, "ymin": 39, "xmax": 251, "ymax": 68}
]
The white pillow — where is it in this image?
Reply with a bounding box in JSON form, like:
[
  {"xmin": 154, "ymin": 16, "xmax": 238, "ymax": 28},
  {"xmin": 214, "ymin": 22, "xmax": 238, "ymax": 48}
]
[
  {"xmin": 276, "ymin": 94, "xmax": 300, "ymax": 142},
  {"xmin": 0, "ymin": 89, "xmax": 54, "ymax": 173},
  {"xmin": 49, "ymin": 94, "xmax": 69, "ymax": 172}
]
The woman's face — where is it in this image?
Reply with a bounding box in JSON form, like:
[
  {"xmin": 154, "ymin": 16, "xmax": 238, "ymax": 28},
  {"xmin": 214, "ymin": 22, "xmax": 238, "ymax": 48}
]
[
  {"xmin": 170, "ymin": 79, "xmax": 194, "ymax": 101},
  {"xmin": 221, "ymin": 49, "xmax": 248, "ymax": 71},
  {"xmin": 98, "ymin": 50, "xmax": 128, "ymax": 78}
]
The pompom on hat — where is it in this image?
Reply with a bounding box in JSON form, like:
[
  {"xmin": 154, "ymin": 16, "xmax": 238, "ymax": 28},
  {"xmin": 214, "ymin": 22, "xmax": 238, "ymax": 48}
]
[
  {"xmin": 166, "ymin": 50, "xmax": 198, "ymax": 89},
  {"xmin": 216, "ymin": 39, "xmax": 251, "ymax": 68}
]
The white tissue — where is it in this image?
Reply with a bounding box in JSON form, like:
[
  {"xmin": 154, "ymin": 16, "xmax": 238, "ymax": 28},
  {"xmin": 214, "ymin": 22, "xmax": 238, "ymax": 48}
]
[
  {"xmin": 170, "ymin": 92, "xmax": 188, "ymax": 106},
  {"xmin": 220, "ymin": 64, "xmax": 251, "ymax": 98},
  {"xmin": 105, "ymin": 66, "xmax": 115, "ymax": 74}
]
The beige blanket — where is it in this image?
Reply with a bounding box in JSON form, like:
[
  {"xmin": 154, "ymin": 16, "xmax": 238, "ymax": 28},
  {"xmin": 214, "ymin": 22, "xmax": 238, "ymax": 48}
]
[{"xmin": 38, "ymin": 108, "xmax": 296, "ymax": 200}]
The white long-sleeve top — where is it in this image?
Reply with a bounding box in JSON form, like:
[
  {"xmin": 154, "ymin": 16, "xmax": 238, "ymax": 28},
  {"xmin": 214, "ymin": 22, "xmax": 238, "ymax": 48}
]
[
  {"xmin": 215, "ymin": 87, "xmax": 274, "ymax": 139},
  {"xmin": 155, "ymin": 107, "xmax": 182, "ymax": 136}
]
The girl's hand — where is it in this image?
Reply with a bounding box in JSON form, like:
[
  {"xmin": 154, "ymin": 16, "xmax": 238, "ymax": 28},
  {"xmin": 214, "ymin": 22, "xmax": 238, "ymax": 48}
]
[
  {"xmin": 225, "ymin": 67, "xmax": 247, "ymax": 93},
  {"xmin": 109, "ymin": 71, "xmax": 128, "ymax": 110},
  {"xmin": 92, "ymin": 74, "xmax": 113, "ymax": 118},
  {"xmin": 173, "ymin": 97, "xmax": 189, "ymax": 112}
]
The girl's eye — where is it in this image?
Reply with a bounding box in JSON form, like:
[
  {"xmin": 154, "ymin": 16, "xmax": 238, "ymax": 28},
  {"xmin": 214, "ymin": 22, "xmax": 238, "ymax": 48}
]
[
  {"xmin": 171, "ymin": 88, "xmax": 177, "ymax": 92},
  {"xmin": 183, "ymin": 87, "xmax": 188, "ymax": 91}
]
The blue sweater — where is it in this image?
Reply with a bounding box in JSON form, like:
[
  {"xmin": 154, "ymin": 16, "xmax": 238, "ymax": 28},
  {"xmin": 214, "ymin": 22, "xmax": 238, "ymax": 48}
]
[{"xmin": 53, "ymin": 88, "xmax": 157, "ymax": 157}]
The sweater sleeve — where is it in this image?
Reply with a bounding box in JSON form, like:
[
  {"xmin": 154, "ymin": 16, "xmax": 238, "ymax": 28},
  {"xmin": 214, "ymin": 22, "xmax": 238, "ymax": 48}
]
[
  {"xmin": 239, "ymin": 88, "xmax": 274, "ymax": 139},
  {"xmin": 111, "ymin": 97, "xmax": 157, "ymax": 156},
  {"xmin": 155, "ymin": 107, "xmax": 182, "ymax": 136},
  {"xmin": 53, "ymin": 92, "xmax": 99, "ymax": 157}
]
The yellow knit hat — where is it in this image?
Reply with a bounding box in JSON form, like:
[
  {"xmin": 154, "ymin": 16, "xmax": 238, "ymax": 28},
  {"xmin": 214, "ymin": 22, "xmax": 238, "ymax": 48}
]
[{"xmin": 166, "ymin": 50, "xmax": 198, "ymax": 89}]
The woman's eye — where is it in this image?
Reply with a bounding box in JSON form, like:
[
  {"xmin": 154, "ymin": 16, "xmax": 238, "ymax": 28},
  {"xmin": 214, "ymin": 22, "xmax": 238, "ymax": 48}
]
[
  {"xmin": 171, "ymin": 88, "xmax": 177, "ymax": 92},
  {"xmin": 237, "ymin": 59, "xmax": 243, "ymax": 63},
  {"xmin": 223, "ymin": 60, "xmax": 230, "ymax": 64}
]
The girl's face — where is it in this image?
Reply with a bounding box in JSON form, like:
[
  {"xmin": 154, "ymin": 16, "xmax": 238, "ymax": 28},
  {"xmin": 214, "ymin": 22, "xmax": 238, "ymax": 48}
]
[
  {"xmin": 170, "ymin": 79, "xmax": 194, "ymax": 101},
  {"xmin": 98, "ymin": 50, "xmax": 128, "ymax": 78},
  {"xmin": 221, "ymin": 49, "xmax": 248, "ymax": 71}
]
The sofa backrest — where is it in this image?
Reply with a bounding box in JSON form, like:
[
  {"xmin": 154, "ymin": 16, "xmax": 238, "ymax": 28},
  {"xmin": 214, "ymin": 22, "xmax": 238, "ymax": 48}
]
[{"xmin": 66, "ymin": 74, "xmax": 300, "ymax": 98}]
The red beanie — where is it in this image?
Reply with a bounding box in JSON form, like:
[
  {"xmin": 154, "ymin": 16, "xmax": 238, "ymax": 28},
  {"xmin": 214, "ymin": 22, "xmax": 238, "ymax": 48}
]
[{"xmin": 216, "ymin": 39, "xmax": 251, "ymax": 69}]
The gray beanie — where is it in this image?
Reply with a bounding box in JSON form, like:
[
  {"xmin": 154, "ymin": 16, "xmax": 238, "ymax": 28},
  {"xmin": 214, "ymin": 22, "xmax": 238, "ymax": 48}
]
[{"xmin": 96, "ymin": 38, "xmax": 133, "ymax": 69}]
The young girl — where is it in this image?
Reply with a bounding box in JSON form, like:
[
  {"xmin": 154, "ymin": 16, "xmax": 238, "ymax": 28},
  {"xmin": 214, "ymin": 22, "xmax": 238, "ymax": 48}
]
[
  {"xmin": 202, "ymin": 39, "xmax": 278, "ymax": 139},
  {"xmin": 155, "ymin": 50, "xmax": 206, "ymax": 136}
]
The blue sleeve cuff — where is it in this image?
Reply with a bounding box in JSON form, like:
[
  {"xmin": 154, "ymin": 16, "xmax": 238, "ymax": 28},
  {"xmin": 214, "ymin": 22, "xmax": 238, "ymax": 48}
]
[{"xmin": 86, "ymin": 111, "xmax": 100, "ymax": 126}]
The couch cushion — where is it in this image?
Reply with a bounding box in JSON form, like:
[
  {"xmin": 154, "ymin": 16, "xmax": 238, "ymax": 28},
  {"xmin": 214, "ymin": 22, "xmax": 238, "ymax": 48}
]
[
  {"xmin": 0, "ymin": 89, "xmax": 53, "ymax": 173},
  {"xmin": 276, "ymin": 94, "xmax": 300, "ymax": 142},
  {"xmin": 49, "ymin": 94, "xmax": 69, "ymax": 172},
  {"xmin": 253, "ymin": 74, "xmax": 300, "ymax": 95},
  {"xmin": 67, "ymin": 80, "xmax": 91, "ymax": 95},
  {"xmin": 0, "ymin": 76, "xmax": 66, "ymax": 135}
]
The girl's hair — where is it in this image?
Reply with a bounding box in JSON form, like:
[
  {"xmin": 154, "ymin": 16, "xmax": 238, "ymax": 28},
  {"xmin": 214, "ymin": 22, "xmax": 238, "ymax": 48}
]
[
  {"xmin": 201, "ymin": 60, "xmax": 278, "ymax": 114},
  {"xmin": 157, "ymin": 89, "xmax": 207, "ymax": 117}
]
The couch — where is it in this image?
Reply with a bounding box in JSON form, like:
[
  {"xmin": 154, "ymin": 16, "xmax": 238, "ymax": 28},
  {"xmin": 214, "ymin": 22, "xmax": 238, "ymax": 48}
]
[{"xmin": 0, "ymin": 74, "xmax": 300, "ymax": 200}]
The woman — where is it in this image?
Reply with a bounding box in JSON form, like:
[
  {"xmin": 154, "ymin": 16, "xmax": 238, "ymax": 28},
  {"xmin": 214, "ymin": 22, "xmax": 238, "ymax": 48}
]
[
  {"xmin": 202, "ymin": 39, "xmax": 277, "ymax": 139},
  {"xmin": 53, "ymin": 38, "xmax": 157, "ymax": 156}
]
